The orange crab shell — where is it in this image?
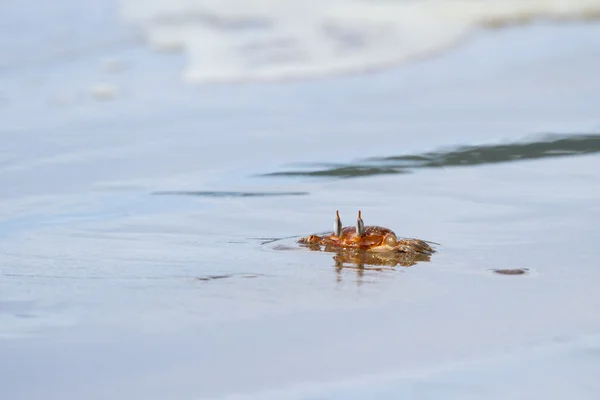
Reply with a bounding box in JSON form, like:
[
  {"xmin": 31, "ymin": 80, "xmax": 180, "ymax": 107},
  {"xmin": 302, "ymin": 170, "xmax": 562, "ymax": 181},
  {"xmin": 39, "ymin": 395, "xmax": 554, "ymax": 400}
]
[{"xmin": 298, "ymin": 225, "xmax": 434, "ymax": 255}]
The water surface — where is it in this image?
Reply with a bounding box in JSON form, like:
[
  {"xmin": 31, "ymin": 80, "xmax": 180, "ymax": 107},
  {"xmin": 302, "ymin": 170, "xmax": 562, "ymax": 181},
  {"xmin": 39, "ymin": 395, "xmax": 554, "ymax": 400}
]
[{"xmin": 1, "ymin": 5, "xmax": 600, "ymax": 399}]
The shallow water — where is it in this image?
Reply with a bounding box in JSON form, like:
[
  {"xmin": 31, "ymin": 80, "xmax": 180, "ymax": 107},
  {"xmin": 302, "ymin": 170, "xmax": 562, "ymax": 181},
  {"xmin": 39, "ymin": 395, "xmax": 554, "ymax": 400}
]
[{"xmin": 1, "ymin": 2, "xmax": 600, "ymax": 399}]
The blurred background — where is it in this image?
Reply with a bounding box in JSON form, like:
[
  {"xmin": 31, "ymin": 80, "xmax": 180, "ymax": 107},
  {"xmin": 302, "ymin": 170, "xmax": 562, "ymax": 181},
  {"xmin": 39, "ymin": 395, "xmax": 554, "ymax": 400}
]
[{"xmin": 1, "ymin": 1, "xmax": 600, "ymax": 399}]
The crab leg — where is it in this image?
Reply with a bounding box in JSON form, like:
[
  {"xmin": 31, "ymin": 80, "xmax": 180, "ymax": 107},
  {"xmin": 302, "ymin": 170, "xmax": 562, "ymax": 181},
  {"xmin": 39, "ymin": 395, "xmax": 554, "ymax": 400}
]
[
  {"xmin": 356, "ymin": 210, "xmax": 365, "ymax": 236},
  {"xmin": 334, "ymin": 210, "xmax": 342, "ymax": 237}
]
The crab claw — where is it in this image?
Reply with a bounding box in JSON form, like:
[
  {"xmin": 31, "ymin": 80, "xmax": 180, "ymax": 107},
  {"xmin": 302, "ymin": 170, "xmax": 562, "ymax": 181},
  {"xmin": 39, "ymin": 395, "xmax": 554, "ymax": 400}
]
[
  {"xmin": 356, "ymin": 210, "xmax": 365, "ymax": 236},
  {"xmin": 334, "ymin": 210, "xmax": 342, "ymax": 237}
]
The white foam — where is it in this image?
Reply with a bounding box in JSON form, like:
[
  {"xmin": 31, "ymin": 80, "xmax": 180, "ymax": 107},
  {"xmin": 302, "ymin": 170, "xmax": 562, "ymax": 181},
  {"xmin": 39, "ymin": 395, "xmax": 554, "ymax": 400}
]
[{"xmin": 120, "ymin": 0, "xmax": 600, "ymax": 83}]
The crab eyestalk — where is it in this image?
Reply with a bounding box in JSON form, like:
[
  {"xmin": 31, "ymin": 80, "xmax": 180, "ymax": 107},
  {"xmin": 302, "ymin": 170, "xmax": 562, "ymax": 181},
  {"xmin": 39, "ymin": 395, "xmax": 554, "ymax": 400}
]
[
  {"xmin": 356, "ymin": 210, "xmax": 365, "ymax": 236},
  {"xmin": 333, "ymin": 210, "xmax": 342, "ymax": 237}
]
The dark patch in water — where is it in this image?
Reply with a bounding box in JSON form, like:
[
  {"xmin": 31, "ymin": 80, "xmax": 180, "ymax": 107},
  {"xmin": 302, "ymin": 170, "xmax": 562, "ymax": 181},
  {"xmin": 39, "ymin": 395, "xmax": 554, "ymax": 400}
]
[
  {"xmin": 195, "ymin": 273, "xmax": 261, "ymax": 282},
  {"xmin": 261, "ymin": 134, "xmax": 600, "ymax": 178},
  {"xmin": 492, "ymin": 268, "xmax": 529, "ymax": 275},
  {"xmin": 153, "ymin": 191, "xmax": 309, "ymax": 197}
]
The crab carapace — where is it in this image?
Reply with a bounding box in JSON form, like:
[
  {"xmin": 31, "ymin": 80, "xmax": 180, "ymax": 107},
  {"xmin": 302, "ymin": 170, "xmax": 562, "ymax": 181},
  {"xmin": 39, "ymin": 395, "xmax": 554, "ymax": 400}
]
[{"xmin": 298, "ymin": 210, "xmax": 435, "ymax": 255}]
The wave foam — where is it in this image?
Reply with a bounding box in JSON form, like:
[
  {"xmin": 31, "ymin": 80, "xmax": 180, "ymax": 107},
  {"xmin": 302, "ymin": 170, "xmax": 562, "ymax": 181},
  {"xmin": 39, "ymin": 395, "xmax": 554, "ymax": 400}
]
[{"xmin": 120, "ymin": 0, "xmax": 600, "ymax": 83}]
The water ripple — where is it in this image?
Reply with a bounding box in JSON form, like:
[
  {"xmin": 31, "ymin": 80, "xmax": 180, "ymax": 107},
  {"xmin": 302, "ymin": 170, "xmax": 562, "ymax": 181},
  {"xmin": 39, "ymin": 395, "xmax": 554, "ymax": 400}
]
[{"xmin": 261, "ymin": 133, "xmax": 600, "ymax": 178}]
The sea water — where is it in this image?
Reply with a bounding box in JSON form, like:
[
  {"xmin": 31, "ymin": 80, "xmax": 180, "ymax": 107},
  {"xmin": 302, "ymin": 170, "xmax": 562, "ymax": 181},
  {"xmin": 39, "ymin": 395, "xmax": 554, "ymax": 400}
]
[{"xmin": 1, "ymin": 1, "xmax": 600, "ymax": 399}]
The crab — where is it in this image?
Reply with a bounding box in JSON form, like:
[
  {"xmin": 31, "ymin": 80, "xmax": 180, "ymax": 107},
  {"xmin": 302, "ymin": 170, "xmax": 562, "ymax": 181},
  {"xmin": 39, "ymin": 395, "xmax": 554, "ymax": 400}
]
[{"xmin": 298, "ymin": 210, "xmax": 436, "ymax": 255}]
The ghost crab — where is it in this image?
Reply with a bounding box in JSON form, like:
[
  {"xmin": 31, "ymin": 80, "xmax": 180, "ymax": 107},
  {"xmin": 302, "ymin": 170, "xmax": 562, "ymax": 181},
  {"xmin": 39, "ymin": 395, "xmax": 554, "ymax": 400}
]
[{"xmin": 298, "ymin": 210, "xmax": 435, "ymax": 255}]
